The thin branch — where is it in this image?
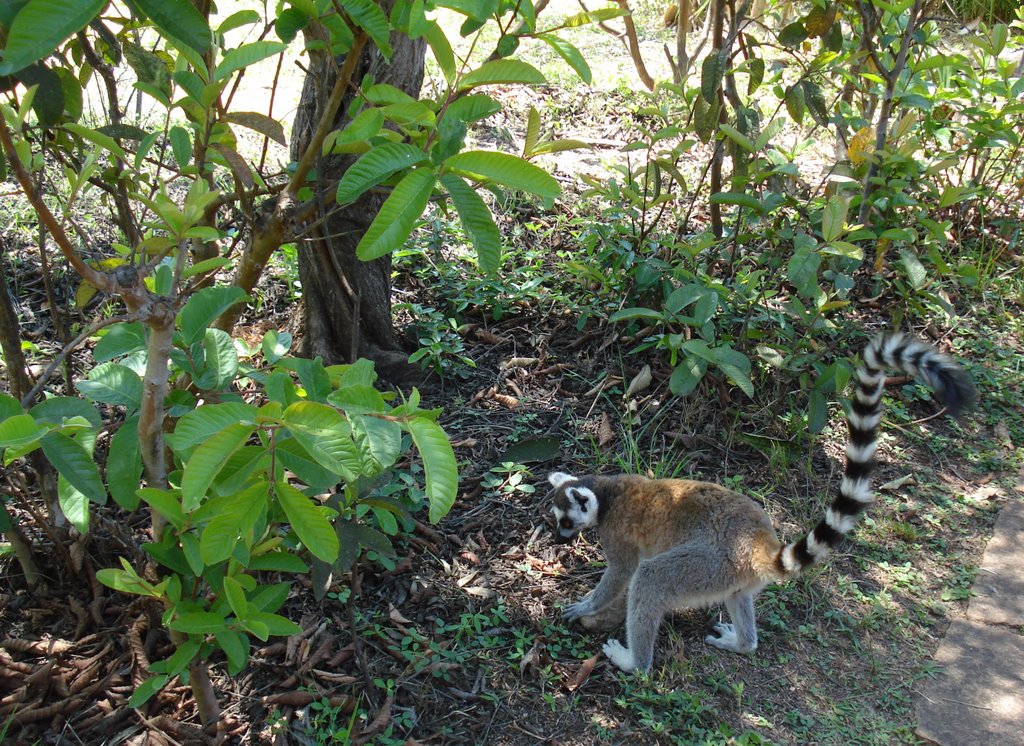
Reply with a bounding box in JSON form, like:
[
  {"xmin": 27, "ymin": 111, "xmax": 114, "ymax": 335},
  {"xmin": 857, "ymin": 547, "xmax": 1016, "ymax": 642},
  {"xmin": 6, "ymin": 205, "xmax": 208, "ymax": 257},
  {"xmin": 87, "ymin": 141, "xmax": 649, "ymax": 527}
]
[{"xmin": 21, "ymin": 314, "xmax": 133, "ymax": 408}]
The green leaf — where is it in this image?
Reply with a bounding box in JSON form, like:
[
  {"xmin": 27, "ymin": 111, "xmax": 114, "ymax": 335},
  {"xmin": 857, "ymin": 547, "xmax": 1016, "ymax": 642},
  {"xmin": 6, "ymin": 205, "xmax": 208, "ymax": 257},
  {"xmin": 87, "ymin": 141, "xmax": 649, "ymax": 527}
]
[
  {"xmin": 129, "ymin": 674, "xmax": 170, "ymax": 708},
  {"xmin": 214, "ymin": 41, "xmax": 286, "ymax": 82},
  {"xmin": 214, "ymin": 630, "xmax": 249, "ymax": 675},
  {"xmin": 405, "ymin": 416, "xmax": 457, "ymax": 524},
  {"xmin": 669, "ymin": 356, "xmax": 708, "ymax": 396},
  {"xmin": 445, "ymin": 94, "xmax": 501, "ymax": 124},
  {"xmin": 537, "ymin": 34, "xmax": 591, "ymax": 83},
  {"xmin": 444, "ymin": 150, "xmax": 559, "ymax": 199},
  {"xmin": 58, "ymin": 484, "xmax": 89, "ymax": 533},
  {"xmin": 701, "ymin": 50, "xmax": 726, "ymax": 104},
  {"xmin": 282, "ymin": 401, "xmax": 361, "ymax": 479},
  {"xmin": 899, "ymin": 248, "xmax": 928, "ymax": 290},
  {"xmin": 131, "ymin": 0, "xmax": 211, "ymax": 54},
  {"xmin": 821, "ymin": 194, "xmax": 848, "ymax": 242},
  {"xmin": 341, "ymin": 0, "xmax": 392, "ymax": 58},
  {"xmin": 422, "ymin": 19, "xmax": 455, "ymax": 83},
  {"xmin": 181, "ymin": 423, "xmax": 254, "ymax": 511},
  {"xmin": 747, "ymin": 57, "xmax": 764, "ymax": 96},
  {"xmin": 242, "ymin": 610, "xmax": 301, "ymax": 637},
  {"xmin": 275, "ymin": 437, "xmax": 340, "ymax": 489},
  {"xmin": 261, "ymin": 329, "xmax": 292, "ymax": 364},
  {"xmin": 0, "ymin": 413, "xmax": 43, "ymax": 450},
  {"xmin": 169, "ymin": 402, "xmax": 258, "ymax": 453},
  {"xmin": 275, "ymin": 7, "xmax": 308, "ymax": 42},
  {"xmin": 801, "ymin": 79, "xmax": 829, "ymax": 127},
  {"xmin": 169, "ymin": 611, "xmax": 228, "ymax": 634},
  {"xmin": 176, "ymin": 286, "xmax": 248, "ymax": 345},
  {"xmin": 76, "ymin": 362, "xmax": 143, "ymax": 411},
  {"xmin": 222, "ymin": 575, "xmax": 248, "ymax": 618},
  {"xmin": 248, "ymin": 551, "xmax": 308, "ymax": 573},
  {"xmin": 63, "ymin": 122, "xmax": 127, "ymax": 160},
  {"xmin": 355, "ymin": 168, "xmax": 436, "ymax": 261},
  {"xmin": 784, "ymin": 83, "xmax": 806, "ymax": 125},
  {"xmin": 719, "ymin": 124, "xmax": 755, "ymax": 153},
  {"xmin": 108, "ymin": 416, "xmax": 143, "ymax": 510},
  {"xmin": 0, "ymin": 0, "xmax": 105, "ymax": 75},
  {"xmin": 457, "ymin": 59, "xmax": 545, "ymax": 91},
  {"xmin": 608, "ymin": 307, "xmax": 665, "ymax": 324},
  {"xmin": 139, "ymin": 488, "xmax": 186, "ymax": 531},
  {"xmin": 169, "ymin": 125, "xmax": 191, "ymax": 168},
  {"xmin": 336, "ymin": 143, "xmax": 428, "ymax": 205},
  {"xmin": 709, "ymin": 347, "xmax": 754, "ymax": 397},
  {"xmin": 199, "ymin": 483, "xmax": 266, "ymax": 564},
  {"xmin": 275, "ymin": 481, "xmax": 339, "ymax": 563},
  {"xmin": 787, "ymin": 246, "xmax": 822, "ymax": 299},
  {"xmin": 441, "ymin": 173, "xmax": 501, "ymax": 274},
  {"xmin": 94, "ymin": 322, "xmax": 146, "ymax": 362},
  {"xmin": 352, "ymin": 415, "xmax": 402, "ymax": 475},
  {"xmin": 710, "ymin": 191, "xmax": 764, "ymax": 213},
  {"xmin": 18, "ymin": 63, "xmax": 64, "ymax": 126},
  {"xmin": 41, "ymin": 431, "xmax": 106, "ymax": 505},
  {"xmin": 202, "ymin": 328, "xmax": 239, "ymax": 391},
  {"xmin": 778, "ymin": 21, "xmax": 808, "ymax": 48}
]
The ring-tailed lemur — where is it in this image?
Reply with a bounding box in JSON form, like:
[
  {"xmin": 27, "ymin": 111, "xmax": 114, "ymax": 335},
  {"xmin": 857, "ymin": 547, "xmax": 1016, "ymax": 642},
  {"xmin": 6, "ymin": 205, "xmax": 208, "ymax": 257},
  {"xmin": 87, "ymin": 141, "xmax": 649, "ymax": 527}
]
[{"xmin": 549, "ymin": 333, "xmax": 975, "ymax": 672}]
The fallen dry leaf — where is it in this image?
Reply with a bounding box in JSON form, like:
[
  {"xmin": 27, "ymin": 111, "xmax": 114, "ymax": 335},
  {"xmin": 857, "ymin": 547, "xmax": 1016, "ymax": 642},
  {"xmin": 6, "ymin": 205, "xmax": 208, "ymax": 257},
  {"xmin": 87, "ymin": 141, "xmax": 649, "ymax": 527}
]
[
  {"xmin": 503, "ymin": 356, "xmax": 540, "ymax": 371},
  {"xmin": 878, "ymin": 474, "xmax": 916, "ymax": 492},
  {"xmin": 563, "ymin": 654, "xmax": 600, "ymax": 692},
  {"xmin": 597, "ymin": 412, "xmax": 614, "ymax": 447},
  {"xmin": 519, "ymin": 642, "xmax": 541, "ymax": 677},
  {"xmin": 624, "ymin": 365, "xmax": 652, "ymax": 399}
]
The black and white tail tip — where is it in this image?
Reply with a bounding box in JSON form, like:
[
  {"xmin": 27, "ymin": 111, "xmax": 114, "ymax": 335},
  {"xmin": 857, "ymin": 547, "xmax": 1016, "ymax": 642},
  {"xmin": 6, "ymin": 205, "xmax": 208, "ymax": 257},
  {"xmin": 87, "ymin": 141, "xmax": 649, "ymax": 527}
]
[{"xmin": 778, "ymin": 333, "xmax": 975, "ymax": 575}]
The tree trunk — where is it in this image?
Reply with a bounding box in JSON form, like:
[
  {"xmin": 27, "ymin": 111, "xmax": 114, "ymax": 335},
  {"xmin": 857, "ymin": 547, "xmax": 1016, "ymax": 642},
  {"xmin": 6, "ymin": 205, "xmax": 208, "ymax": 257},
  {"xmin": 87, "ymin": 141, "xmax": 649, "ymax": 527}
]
[{"xmin": 291, "ymin": 33, "xmax": 427, "ymax": 386}]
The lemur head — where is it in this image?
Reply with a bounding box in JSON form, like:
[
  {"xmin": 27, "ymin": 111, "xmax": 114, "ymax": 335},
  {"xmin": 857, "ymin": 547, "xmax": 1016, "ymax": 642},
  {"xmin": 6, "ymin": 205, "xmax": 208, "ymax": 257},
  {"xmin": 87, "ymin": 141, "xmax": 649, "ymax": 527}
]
[{"xmin": 548, "ymin": 471, "xmax": 600, "ymax": 543}]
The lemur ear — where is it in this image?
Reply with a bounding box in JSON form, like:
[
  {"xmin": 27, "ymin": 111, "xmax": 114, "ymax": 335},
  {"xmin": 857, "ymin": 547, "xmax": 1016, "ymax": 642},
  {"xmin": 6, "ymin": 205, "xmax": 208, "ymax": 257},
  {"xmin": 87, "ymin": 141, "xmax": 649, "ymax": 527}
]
[{"xmin": 547, "ymin": 471, "xmax": 576, "ymax": 489}]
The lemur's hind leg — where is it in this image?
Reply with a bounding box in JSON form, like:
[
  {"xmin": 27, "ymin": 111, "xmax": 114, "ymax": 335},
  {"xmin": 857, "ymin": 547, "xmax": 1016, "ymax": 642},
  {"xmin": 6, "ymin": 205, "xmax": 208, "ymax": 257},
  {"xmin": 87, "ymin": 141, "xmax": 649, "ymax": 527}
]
[
  {"xmin": 705, "ymin": 589, "xmax": 758, "ymax": 653},
  {"xmin": 603, "ymin": 543, "xmax": 731, "ymax": 672}
]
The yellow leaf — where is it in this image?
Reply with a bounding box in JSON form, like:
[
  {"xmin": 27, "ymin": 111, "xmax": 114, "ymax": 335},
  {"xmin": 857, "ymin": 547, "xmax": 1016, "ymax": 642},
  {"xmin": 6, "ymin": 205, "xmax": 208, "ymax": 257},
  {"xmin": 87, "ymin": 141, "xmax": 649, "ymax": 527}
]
[{"xmin": 849, "ymin": 126, "xmax": 874, "ymax": 166}]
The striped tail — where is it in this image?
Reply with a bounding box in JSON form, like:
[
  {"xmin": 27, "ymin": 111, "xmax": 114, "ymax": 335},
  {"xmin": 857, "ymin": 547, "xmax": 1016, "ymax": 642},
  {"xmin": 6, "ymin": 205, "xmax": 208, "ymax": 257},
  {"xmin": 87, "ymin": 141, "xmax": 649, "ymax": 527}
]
[{"xmin": 777, "ymin": 333, "xmax": 975, "ymax": 576}]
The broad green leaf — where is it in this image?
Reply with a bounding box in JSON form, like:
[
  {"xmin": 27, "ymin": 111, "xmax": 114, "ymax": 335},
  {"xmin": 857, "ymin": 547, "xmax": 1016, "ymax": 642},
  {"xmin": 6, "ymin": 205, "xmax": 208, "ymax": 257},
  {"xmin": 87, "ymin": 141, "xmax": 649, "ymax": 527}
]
[
  {"xmin": 355, "ymin": 168, "xmax": 436, "ymax": 262},
  {"xmin": 341, "ymin": 0, "xmax": 391, "ymax": 58},
  {"xmin": 261, "ymin": 329, "xmax": 291, "ymax": 364},
  {"xmin": 0, "ymin": 0, "xmax": 105, "ymax": 75},
  {"xmin": 139, "ymin": 488, "xmax": 186, "ymax": 530},
  {"xmin": 108, "ymin": 416, "xmax": 143, "ymax": 510},
  {"xmin": 275, "ymin": 481, "xmax": 339, "ymax": 563},
  {"xmin": 169, "ymin": 125, "xmax": 191, "ymax": 167},
  {"xmin": 778, "ymin": 21, "xmax": 808, "ymax": 48},
  {"xmin": 709, "ymin": 347, "xmax": 754, "ymax": 397},
  {"xmin": 168, "ymin": 611, "xmax": 228, "ymax": 634},
  {"xmin": 710, "ymin": 191, "xmax": 764, "ymax": 213},
  {"xmin": 223, "ymin": 111, "xmax": 286, "ymax": 146},
  {"xmin": 899, "ymin": 248, "xmax": 928, "ymax": 290},
  {"xmin": 215, "ymin": 630, "xmax": 249, "ymax": 675},
  {"xmin": 169, "ymin": 402, "xmax": 258, "ymax": 453},
  {"xmin": 58, "ymin": 483, "xmax": 89, "ymax": 533},
  {"xmin": 242, "ymin": 610, "xmax": 301, "ymax": 637},
  {"xmin": 405, "ymin": 416, "xmax": 457, "ymax": 524},
  {"xmin": 199, "ymin": 483, "xmax": 266, "ymax": 564},
  {"xmin": 787, "ymin": 246, "xmax": 822, "ymax": 299},
  {"xmin": 537, "ymin": 34, "xmax": 591, "ymax": 83},
  {"xmin": 325, "ymin": 108, "xmax": 384, "ymax": 153},
  {"xmin": 801, "ymin": 80, "xmax": 829, "ymax": 127},
  {"xmin": 76, "ymin": 363, "xmax": 143, "ymax": 410},
  {"xmin": 18, "ymin": 64, "xmax": 64, "ymax": 126},
  {"xmin": 747, "ymin": 57, "xmax": 765, "ymax": 96},
  {"xmin": 176, "ymin": 286, "xmax": 248, "ymax": 345},
  {"xmin": 445, "ymin": 94, "xmax": 501, "ymax": 124},
  {"xmin": 458, "ymin": 59, "xmax": 545, "ymax": 91},
  {"xmin": 131, "ymin": 0, "xmax": 211, "ymax": 54},
  {"xmin": 248, "ymin": 551, "xmax": 308, "ymax": 573},
  {"xmin": 181, "ymin": 422, "xmax": 254, "ymax": 511},
  {"xmin": 444, "ymin": 150, "xmax": 559, "ymax": 199},
  {"xmin": 222, "ymin": 576, "xmax": 248, "ymax": 618},
  {"xmin": 719, "ymin": 124, "xmax": 755, "ymax": 153},
  {"xmin": 128, "ymin": 675, "xmax": 170, "ymax": 708},
  {"xmin": 214, "ymin": 41, "xmax": 286, "ymax": 82},
  {"xmin": 441, "ymin": 173, "xmax": 501, "ymax": 274},
  {"xmin": 336, "ymin": 143, "xmax": 428, "ymax": 205},
  {"xmin": 94, "ymin": 322, "xmax": 146, "ymax": 362},
  {"xmin": 0, "ymin": 413, "xmax": 42, "ymax": 450},
  {"xmin": 422, "ymin": 19, "xmax": 455, "ymax": 83},
  {"xmin": 276, "ymin": 436, "xmax": 340, "ymax": 489},
  {"xmin": 41, "ymin": 431, "xmax": 106, "ymax": 504},
  {"xmin": 63, "ymin": 122, "xmax": 127, "ymax": 159},
  {"xmin": 282, "ymin": 401, "xmax": 361, "ymax": 479},
  {"xmin": 202, "ymin": 328, "xmax": 239, "ymax": 390},
  {"xmin": 352, "ymin": 415, "xmax": 402, "ymax": 475},
  {"xmin": 0, "ymin": 395, "xmax": 22, "ymax": 423},
  {"xmin": 669, "ymin": 356, "xmax": 708, "ymax": 396},
  {"xmin": 784, "ymin": 83, "xmax": 805, "ymax": 125},
  {"xmin": 608, "ymin": 307, "xmax": 665, "ymax": 324},
  {"xmin": 275, "ymin": 7, "xmax": 308, "ymax": 42},
  {"xmin": 821, "ymin": 194, "xmax": 848, "ymax": 242},
  {"xmin": 701, "ymin": 50, "xmax": 726, "ymax": 104}
]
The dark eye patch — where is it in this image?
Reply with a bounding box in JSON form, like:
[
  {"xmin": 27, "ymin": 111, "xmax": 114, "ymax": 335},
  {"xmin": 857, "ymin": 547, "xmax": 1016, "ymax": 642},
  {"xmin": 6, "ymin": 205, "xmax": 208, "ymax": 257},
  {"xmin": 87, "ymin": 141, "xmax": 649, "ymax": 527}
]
[{"xmin": 560, "ymin": 517, "xmax": 572, "ymax": 529}]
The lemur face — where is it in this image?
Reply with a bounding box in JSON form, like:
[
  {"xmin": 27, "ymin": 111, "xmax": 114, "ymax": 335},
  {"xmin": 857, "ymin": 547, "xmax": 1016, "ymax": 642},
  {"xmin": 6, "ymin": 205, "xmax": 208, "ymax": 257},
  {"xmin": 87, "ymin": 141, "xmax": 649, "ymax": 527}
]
[{"xmin": 548, "ymin": 472, "xmax": 599, "ymax": 543}]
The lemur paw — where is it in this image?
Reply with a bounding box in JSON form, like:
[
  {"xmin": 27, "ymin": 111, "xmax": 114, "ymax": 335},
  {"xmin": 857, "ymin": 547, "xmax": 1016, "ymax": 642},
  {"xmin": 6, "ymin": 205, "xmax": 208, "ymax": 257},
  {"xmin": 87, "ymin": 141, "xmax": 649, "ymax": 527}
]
[
  {"xmin": 563, "ymin": 599, "xmax": 594, "ymax": 621},
  {"xmin": 705, "ymin": 623, "xmax": 755, "ymax": 653},
  {"xmin": 602, "ymin": 639, "xmax": 638, "ymax": 672}
]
